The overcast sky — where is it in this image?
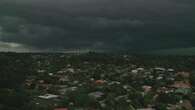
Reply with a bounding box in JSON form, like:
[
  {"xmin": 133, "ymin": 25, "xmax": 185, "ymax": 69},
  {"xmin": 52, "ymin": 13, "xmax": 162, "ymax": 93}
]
[{"xmin": 0, "ymin": 0, "xmax": 194, "ymax": 52}]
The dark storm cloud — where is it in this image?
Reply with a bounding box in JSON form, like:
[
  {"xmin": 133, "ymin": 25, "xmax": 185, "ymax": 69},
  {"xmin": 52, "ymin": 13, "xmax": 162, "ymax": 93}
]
[
  {"xmin": 0, "ymin": 16, "xmax": 144, "ymax": 50},
  {"xmin": 0, "ymin": 0, "xmax": 194, "ymax": 52}
]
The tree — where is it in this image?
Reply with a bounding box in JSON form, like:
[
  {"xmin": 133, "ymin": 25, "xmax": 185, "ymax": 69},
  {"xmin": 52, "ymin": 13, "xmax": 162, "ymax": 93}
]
[
  {"xmin": 190, "ymin": 71, "xmax": 195, "ymax": 86},
  {"xmin": 0, "ymin": 88, "xmax": 30, "ymax": 110}
]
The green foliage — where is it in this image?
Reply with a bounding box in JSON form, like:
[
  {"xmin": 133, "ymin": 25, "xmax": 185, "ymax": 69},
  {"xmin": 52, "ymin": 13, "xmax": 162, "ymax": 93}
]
[
  {"xmin": 155, "ymin": 103, "xmax": 168, "ymax": 110},
  {"xmin": 0, "ymin": 88, "xmax": 30, "ymax": 110},
  {"xmin": 0, "ymin": 53, "xmax": 32, "ymax": 110},
  {"xmin": 190, "ymin": 94, "xmax": 195, "ymax": 107},
  {"xmin": 128, "ymin": 91, "xmax": 144, "ymax": 108},
  {"xmin": 190, "ymin": 72, "xmax": 195, "ymax": 86},
  {"xmin": 64, "ymin": 87, "xmax": 97, "ymax": 108},
  {"xmin": 156, "ymin": 93, "xmax": 182, "ymax": 104},
  {"xmin": 143, "ymin": 93, "xmax": 155, "ymax": 106}
]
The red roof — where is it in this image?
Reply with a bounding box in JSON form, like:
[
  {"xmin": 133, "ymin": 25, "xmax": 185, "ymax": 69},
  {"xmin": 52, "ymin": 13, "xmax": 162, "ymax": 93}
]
[
  {"xmin": 95, "ymin": 80, "xmax": 106, "ymax": 85},
  {"xmin": 54, "ymin": 108, "xmax": 68, "ymax": 110},
  {"xmin": 176, "ymin": 72, "xmax": 190, "ymax": 78},
  {"xmin": 170, "ymin": 81, "xmax": 191, "ymax": 89}
]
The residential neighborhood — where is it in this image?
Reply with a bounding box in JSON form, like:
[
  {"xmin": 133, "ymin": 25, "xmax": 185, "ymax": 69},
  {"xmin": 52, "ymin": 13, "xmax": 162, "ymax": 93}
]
[{"xmin": 0, "ymin": 53, "xmax": 195, "ymax": 110}]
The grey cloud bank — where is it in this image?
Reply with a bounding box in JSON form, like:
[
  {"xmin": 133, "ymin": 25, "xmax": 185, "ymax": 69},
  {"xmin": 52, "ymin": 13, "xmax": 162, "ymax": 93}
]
[{"xmin": 0, "ymin": 0, "xmax": 194, "ymax": 52}]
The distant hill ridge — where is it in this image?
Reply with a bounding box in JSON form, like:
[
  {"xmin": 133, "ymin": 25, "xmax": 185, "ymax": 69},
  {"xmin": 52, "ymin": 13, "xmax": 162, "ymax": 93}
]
[{"xmin": 148, "ymin": 47, "xmax": 195, "ymax": 55}]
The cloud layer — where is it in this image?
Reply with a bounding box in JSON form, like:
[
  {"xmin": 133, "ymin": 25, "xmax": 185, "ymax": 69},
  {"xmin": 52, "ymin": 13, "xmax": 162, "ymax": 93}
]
[{"xmin": 0, "ymin": 0, "xmax": 194, "ymax": 52}]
